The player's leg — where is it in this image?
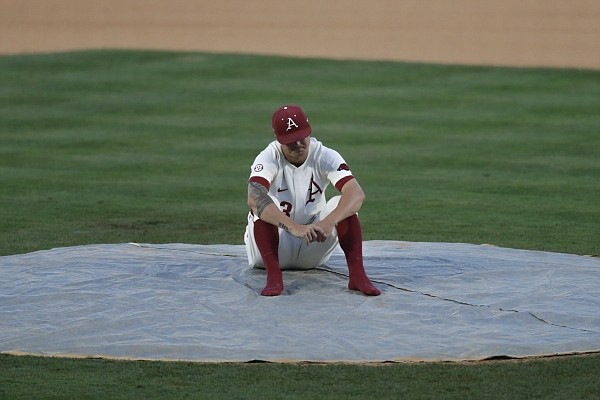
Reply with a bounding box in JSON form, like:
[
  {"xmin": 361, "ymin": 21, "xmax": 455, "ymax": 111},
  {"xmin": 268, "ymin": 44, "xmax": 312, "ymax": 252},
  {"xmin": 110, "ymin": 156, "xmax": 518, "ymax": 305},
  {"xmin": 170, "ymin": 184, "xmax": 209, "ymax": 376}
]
[
  {"xmin": 245, "ymin": 213, "xmax": 284, "ymax": 296},
  {"xmin": 292, "ymin": 197, "xmax": 341, "ymax": 269},
  {"xmin": 296, "ymin": 196, "xmax": 380, "ymax": 295},
  {"xmin": 336, "ymin": 214, "xmax": 381, "ymax": 296},
  {"xmin": 292, "ymin": 232, "xmax": 338, "ymax": 269},
  {"xmin": 244, "ymin": 213, "xmax": 263, "ymax": 266}
]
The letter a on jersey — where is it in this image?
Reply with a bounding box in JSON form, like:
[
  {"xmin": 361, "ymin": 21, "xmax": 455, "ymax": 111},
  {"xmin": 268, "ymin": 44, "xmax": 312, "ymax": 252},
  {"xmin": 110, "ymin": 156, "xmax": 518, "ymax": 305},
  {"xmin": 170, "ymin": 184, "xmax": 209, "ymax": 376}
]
[
  {"xmin": 306, "ymin": 174, "xmax": 323, "ymax": 205},
  {"xmin": 286, "ymin": 117, "xmax": 299, "ymax": 131}
]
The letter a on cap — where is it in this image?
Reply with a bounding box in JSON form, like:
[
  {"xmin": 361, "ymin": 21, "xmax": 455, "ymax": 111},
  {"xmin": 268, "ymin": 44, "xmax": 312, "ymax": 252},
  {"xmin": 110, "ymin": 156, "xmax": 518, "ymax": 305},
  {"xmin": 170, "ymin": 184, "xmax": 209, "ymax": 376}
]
[
  {"xmin": 286, "ymin": 117, "xmax": 299, "ymax": 131},
  {"xmin": 272, "ymin": 105, "xmax": 312, "ymax": 144}
]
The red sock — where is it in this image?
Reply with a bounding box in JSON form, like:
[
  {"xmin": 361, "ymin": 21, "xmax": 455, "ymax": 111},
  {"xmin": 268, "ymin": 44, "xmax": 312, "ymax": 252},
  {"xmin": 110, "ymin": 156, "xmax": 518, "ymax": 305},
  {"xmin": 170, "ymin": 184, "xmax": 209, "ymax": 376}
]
[
  {"xmin": 337, "ymin": 215, "xmax": 381, "ymax": 296},
  {"xmin": 253, "ymin": 219, "xmax": 283, "ymax": 296}
]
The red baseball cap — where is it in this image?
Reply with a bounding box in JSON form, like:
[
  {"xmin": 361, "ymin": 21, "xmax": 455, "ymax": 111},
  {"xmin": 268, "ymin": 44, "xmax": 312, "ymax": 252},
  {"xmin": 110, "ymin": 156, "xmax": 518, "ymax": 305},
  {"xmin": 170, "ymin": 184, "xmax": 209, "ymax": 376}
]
[{"xmin": 272, "ymin": 105, "xmax": 312, "ymax": 145}]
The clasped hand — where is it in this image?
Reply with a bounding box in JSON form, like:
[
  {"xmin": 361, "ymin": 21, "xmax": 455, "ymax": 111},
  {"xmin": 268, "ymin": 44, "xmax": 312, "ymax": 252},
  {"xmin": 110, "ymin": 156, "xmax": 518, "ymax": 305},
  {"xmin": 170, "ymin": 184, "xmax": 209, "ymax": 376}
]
[
  {"xmin": 291, "ymin": 220, "xmax": 337, "ymax": 245},
  {"xmin": 291, "ymin": 223, "xmax": 327, "ymax": 245}
]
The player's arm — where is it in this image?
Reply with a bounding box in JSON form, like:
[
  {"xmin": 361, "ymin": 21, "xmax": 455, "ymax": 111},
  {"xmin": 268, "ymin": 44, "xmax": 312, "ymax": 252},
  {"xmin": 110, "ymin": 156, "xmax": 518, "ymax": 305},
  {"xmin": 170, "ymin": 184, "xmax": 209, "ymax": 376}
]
[
  {"xmin": 315, "ymin": 178, "xmax": 365, "ymax": 237},
  {"xmin": 247, "ymin": 181, "xmax": 324, "ymax": 244}
]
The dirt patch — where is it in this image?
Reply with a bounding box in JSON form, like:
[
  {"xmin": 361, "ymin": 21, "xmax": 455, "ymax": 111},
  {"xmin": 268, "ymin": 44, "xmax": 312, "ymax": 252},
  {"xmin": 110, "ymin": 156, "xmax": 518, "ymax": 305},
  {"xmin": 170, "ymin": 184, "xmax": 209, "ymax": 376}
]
[{"xmin": 1, "ymin": 0, "xmax": 599, "ymax": 68}]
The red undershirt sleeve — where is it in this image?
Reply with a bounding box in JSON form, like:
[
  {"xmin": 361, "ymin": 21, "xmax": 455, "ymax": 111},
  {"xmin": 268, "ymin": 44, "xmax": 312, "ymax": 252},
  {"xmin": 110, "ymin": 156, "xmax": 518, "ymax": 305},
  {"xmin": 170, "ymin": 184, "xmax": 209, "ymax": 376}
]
[
  {"xmin": 335, "ymin": 176, "xmax": 354, "ymax": 192},
  {"xmin": 249, "ymin": 176, "xmax": 271, "ymax": 190}
]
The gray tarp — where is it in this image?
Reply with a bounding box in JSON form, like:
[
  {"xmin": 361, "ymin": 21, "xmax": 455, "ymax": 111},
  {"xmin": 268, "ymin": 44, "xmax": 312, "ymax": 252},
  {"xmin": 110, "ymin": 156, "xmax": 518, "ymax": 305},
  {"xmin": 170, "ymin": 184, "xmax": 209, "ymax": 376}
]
[{"xmin": 1, "ymin": 241, "xmax": 598, "ymax": 362}]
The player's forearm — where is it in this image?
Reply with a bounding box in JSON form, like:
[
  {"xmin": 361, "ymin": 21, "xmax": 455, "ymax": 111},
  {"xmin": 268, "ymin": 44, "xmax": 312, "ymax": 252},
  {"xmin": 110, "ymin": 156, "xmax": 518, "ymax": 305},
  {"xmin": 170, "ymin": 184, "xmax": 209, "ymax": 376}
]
[
  {"xmin": 255, "ymin": 203, "xmax": 300, "ymax": 233},
  {"xmin": 324, "ymin": 181, "xmax": 365, "ymax": 225},
  {"xmin": 247, "ymin": 182, "xmax": 300, "ymax": 233},
  {"xmin": 324, "ymin": 195, "xmax": 363, "ymax": 226}
]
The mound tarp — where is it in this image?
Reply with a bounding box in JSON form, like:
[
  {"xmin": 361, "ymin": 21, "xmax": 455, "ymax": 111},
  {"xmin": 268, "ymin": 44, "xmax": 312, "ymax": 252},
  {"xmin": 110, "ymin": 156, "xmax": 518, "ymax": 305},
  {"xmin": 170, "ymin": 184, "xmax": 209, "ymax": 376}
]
[{"xmin": 1, "ymin": 241, "xmax": 598, "ymax": 362}]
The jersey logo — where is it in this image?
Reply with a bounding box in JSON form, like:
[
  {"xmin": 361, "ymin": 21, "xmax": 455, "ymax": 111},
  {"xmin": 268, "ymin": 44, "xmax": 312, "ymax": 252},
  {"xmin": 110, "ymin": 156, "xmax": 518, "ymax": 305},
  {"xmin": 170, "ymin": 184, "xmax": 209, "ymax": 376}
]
[
  {"xmin": 337, "ymin": 163, "xmax": 350, "ymax": 171},
  {"xmin": 286, "ymin": 117, "xmax": 299, "ymax": 131},
  {"xmin": 253, "ymin": 164, "xmax": 264, "ymax": 172},
  {"xmin": 306, "ymin": 174, "xmax": 323, "ymax": 205}
]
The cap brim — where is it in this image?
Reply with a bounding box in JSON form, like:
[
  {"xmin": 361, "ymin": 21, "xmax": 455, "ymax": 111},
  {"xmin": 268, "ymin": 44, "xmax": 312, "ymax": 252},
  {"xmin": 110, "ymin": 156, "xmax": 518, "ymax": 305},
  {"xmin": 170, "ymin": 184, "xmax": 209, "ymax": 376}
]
[{"xmin": 276, "ymin": 126, "xmax": 311, "ymax": 145}]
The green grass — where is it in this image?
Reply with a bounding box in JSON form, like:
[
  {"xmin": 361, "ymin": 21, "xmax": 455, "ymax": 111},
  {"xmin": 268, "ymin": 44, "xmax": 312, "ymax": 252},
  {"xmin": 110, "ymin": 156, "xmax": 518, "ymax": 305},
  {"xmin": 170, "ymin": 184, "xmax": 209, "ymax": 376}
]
[
  {"xmin": 1, "ymin": 354, "xmax": 599, "ymax": 400},
  {"xmin": 1, "ymin": 50, "xmax": 599, "ymax": 399},
  {"xmin": 1, "ymin": 50, "xmax": 599, "ymax": 256}
]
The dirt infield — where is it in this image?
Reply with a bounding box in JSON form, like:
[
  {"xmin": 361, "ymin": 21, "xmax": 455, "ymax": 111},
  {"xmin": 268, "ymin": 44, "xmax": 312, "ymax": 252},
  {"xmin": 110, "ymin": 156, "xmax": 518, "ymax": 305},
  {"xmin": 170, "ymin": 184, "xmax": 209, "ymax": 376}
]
[{"xmin": 1, "ymin": 0, "xmax": 599, "ymax": 69}]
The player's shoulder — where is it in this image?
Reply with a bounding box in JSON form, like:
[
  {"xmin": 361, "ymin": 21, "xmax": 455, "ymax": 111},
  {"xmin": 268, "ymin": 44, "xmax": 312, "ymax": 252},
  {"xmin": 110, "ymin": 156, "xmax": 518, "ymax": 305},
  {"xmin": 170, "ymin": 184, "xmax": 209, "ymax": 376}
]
[
  {"xmin": 255, "ymin": 140, "xmax": 282, "ymax": 159},
  {"xmin": 309, "ymin": 137, "xmax": 334, "ymax": 156},
  {"xmin": 311, "ymin": 138, "xmax": 343, "ymax": 160},
  {"xmin": 308, "ymin": 138, "xmax": 346, "ymax": 173},
  {"xmin": 262, "ymin": 140, "xmax": 279, "ymax": 152}
]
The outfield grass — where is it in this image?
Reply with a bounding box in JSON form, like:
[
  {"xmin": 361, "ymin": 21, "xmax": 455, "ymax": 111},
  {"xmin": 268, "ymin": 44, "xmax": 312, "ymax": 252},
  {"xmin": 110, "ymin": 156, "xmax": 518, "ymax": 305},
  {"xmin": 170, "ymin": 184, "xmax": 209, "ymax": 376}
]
[
  {"xmin": 1, "ymin": 50, "xmax": 598, "ymax": 256},
  {"xmin": 1, "ymin": 354, "xmax": 599, "ymax": 400},
  {"xmin": 1, "ymin": 50, "xmax": 599, "ymax": 399}
]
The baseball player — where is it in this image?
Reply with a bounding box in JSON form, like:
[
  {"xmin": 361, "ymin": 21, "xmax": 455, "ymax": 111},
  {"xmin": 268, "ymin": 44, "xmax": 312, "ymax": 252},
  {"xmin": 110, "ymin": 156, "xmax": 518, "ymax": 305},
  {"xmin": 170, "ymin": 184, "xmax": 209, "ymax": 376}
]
[{"xmin": 244, "ymin": 105, "xmax": 381, "ymax": 297}]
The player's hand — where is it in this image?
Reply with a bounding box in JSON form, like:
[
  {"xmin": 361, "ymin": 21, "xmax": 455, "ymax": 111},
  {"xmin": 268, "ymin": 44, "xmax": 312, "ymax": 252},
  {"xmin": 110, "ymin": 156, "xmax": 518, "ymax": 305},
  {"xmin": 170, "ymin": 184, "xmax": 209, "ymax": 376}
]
[
  {"xmin": 290, "ymin": 224, "xmax": 326, "ymax": 245},
  {"xmin": 314, "ymin": 220, "xmax": 335, "ymax": 242}
]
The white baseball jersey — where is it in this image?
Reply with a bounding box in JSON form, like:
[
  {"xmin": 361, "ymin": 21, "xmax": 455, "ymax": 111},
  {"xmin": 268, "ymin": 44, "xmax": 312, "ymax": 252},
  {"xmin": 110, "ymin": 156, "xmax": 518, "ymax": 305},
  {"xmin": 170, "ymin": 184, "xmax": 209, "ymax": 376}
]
[{"xmin": 248, "ymin": 137, "xmax": 354, "ymax": 224}]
